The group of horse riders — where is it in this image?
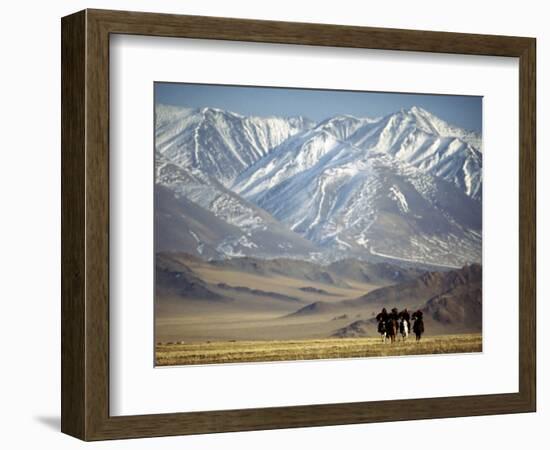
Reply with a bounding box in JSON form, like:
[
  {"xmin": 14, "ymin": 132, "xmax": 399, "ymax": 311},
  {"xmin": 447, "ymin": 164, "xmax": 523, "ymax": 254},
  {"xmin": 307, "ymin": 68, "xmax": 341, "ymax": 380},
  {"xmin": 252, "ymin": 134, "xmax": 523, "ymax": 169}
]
[{"xmin": 375, "ymin": 307, "xmax": 424, "ymax": 343}]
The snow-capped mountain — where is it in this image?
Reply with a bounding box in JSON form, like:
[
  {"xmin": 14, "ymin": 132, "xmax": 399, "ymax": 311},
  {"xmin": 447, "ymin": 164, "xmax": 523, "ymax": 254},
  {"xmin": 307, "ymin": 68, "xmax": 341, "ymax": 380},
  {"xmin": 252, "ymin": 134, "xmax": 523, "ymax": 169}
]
[
  {"xmin": 156, "ymin": 154, "xmax": 319, "ymax": 260},
  {"xmin": 156, "ymin": 104, "xmax": 314, "ymax": 186},
  {"xmin": 234, "ymin": 106, "xmax": 482, "ymax": 200},
  {"xmin": 346, "ymin": 106, "xmax": 482, "ymax": 200},
  {"xmin": 155, "ymin": 104, "xmax": 482, "ymax": 267},
  {"xmin": 232, "ymin": 131, "xmax": 481, "ymax": 267},
  {"xmin": 314, "ymin": 115, "xmax": 379, "ymax": 141},
  {"xmin": 234, "ymin": 128, "xmax": 350, "ymax": 199}
]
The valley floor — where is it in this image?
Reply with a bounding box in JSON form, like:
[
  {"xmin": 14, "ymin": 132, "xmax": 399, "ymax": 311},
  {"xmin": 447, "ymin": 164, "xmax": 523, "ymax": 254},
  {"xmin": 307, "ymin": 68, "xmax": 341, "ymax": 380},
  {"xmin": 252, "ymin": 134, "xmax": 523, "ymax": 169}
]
[{"xmin": 155, "ymin": 333, "xmax": 482, "ymax": 366}]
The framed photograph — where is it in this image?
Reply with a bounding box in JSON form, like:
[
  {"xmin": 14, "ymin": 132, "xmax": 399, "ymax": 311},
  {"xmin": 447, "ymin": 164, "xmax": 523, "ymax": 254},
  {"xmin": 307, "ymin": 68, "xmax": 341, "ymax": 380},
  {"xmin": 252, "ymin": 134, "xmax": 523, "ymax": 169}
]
[{"xmin": 61, "ymin": 9, "xmax": 536, "ymax": 440}]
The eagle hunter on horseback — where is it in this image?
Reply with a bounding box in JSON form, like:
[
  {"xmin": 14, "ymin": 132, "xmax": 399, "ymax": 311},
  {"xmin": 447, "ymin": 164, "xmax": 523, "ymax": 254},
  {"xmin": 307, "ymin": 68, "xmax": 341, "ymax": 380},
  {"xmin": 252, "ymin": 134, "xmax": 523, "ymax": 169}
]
[
  {"xmin": 375, "ymin": 308, "xmax": 388, "ymax": 342},
  {"xmin": 386, "ymin": 308, "xmax": 400, "ymax": 343},
  {"xmin": 411, "ymin": 310, "xmax": 425, "ymax": 341},
  {"xmin": 399, "ymin": 308, "xmax": 410, "ymax": 341},
  {"xmin": 376, "ymin": 307, "xmax": 422, "ymax": 344}
]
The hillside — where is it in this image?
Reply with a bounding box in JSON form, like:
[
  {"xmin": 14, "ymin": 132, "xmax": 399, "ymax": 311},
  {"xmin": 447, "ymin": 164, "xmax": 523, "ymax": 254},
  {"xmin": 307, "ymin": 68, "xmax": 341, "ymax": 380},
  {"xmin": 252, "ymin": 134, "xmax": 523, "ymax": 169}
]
[
  {"xmin": 286, "ymin": 264, "xmax": 482, "ymax": 334},
  {"xmin": 155, "ymin": 104, "xmax": 482, "ymax": 267}
]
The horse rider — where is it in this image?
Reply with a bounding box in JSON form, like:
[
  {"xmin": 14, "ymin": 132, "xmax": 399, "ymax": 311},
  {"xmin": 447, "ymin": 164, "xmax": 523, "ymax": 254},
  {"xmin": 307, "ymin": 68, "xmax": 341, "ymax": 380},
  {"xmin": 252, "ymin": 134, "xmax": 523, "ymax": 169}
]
[
  {"xmin": 376, "ymin": 307, "xmax": 388, "ymax": 334},
  {"xmin": 411, "ymin": 309, "xmax": 425, "ymax": 341},
  {"xmin": 376, "ymin": 307, "xmax": 388, "ymax": 323},
  {"xmin": 389, "ymin": 307, "xmax": 400, "ymax": 322},
  {"xmin": 399, "ymin": 308, "xmax": 411, "ymax": 331}
]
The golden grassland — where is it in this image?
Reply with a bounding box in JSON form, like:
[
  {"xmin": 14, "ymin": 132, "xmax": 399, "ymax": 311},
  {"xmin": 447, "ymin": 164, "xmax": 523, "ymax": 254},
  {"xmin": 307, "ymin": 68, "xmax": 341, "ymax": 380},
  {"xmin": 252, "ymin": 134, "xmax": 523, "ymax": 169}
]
[{"xmin": 155, "ymin": 333, "xmax": 482, "ymax": 366}]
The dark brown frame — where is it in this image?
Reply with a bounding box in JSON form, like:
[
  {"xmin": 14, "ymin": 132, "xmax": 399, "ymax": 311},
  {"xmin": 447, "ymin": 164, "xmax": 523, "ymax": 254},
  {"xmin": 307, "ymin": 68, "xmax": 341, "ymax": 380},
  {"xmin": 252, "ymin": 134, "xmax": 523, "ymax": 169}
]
[{"xmin": 61, "ymin": 9, "xmax": 536, "ymax": 441}]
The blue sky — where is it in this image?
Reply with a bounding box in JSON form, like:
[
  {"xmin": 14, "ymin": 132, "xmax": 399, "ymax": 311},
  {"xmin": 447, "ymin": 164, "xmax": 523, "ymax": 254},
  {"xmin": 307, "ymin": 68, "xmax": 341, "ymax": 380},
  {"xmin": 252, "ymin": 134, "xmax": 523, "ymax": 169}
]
[{"xmin": 155, "ymin": 82, "xmax": 482, "ymax": 133}]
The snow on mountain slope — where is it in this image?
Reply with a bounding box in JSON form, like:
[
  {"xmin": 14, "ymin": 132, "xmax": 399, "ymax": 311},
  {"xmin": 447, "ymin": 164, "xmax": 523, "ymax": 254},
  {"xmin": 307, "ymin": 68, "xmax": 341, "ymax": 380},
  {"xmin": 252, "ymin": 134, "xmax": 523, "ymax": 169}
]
[
  {"xmin": 408, "ymin": 106, "xmax": 482, "ymax": 149},
  {"xmin": 314, "ymin": 115, "xmax": 379, "ymax": 141},
  {"xmin": 155, "ymin": 183, "xmax": 243, "ymax": 259},
  {"xmin": 233, "ymin": 128, "xmax": 349, "ymax": 198},
  {"xmin": 156, "ymin": 104, "xmax": 314, "ymax": 186},
  {"xmin": 347, "ymin": 106, "xmax": 482, "ymax": 199},
  {"xmin": 236, "ymin": 137, "xmax": 481, "ymax": 267},
  {"xmin": 234, "ymin": 107, "xmax": 482, "ymax": 201},
  {"xmin": 155, "ymin": 104, "xmax": 481, "ymax": 267},
  {"xmin": 156, "ymin": 155, "xmax": 319, "ymax": 259}
]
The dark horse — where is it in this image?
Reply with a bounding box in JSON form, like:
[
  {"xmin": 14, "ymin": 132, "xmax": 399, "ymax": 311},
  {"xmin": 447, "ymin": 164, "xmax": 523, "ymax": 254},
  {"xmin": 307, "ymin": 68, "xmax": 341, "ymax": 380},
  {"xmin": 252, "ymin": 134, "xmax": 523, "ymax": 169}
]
[
  {"xmin": 385, "ymin": 308, "xmax": 400, "ymax": 344},
  {"xmin": 385, "ymin": 317, "xmax": 398, "ymax": 343},
  {"xmin": 412, "ymin": 310, "xmax": 425, "ymax": 341}
]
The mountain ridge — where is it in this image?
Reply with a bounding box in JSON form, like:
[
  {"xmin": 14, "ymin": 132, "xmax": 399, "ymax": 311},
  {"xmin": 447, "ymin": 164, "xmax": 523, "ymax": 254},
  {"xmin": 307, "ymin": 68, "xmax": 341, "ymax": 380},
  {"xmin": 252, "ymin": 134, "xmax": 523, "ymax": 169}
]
[{"xmin": 155, "ymin": 104, "xmax": 482, "ymax": 267}]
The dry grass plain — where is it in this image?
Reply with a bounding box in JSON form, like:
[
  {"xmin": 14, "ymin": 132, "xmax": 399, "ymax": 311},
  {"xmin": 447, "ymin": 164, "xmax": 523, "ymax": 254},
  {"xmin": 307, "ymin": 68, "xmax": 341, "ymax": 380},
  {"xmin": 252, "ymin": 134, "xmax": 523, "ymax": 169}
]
[{"xmin": 156, "ymin": 333, "xmax": 482, "ymax": 366}]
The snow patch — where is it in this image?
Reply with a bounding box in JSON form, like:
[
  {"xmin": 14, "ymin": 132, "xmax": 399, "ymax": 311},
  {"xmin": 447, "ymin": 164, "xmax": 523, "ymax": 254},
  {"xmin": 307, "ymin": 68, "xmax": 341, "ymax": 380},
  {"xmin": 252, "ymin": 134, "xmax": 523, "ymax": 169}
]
[{"xmin": 389, "ymin": 185, "xmax": 409, "ymax": 213}]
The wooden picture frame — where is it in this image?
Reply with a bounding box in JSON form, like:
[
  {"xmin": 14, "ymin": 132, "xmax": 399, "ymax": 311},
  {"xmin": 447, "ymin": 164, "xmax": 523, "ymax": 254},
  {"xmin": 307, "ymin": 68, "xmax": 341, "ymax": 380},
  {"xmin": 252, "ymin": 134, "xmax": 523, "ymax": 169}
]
[{"xmin": 61, "ymin": 9, "xmax": 536, "ymax": 441}]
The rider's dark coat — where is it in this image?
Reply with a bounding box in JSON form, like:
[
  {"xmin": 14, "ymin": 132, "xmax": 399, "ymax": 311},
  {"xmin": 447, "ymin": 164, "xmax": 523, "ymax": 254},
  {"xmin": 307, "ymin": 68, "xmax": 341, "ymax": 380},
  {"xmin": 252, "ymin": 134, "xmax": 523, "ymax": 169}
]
[
  {"xmin": 399, "ymin": 309, "xmax": 411, "ymax": 322},
  {"xmin": 376, "ymin": 310, "xmax": 388, "ymax": 322},
  {"xmin": 412, "ymin": 310, "xmax": 424, "ymax": 335},
  {"xmin": 376, "ymin": 309, "xmax": 388, "ymax": 334}
]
